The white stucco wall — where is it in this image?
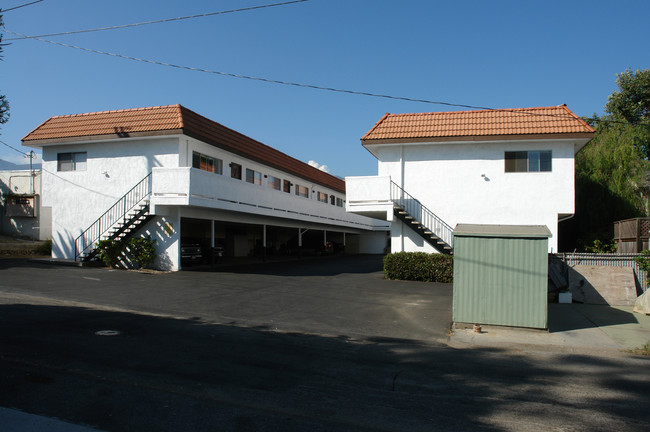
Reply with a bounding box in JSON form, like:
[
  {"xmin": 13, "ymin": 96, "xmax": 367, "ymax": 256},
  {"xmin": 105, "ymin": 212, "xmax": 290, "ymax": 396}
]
[
  {"xmin": 358, "ymin": 230, "xmax": 389, "ymax": 254},
  {"xmin": 32, "ymin": 133, "xmax": 389, "ymax": 268},
  {"xmin": 39, "ymin": 137, "xmax": 180, "ymax": 259},
  {"xmin": 372, "ymin": 139, "xmax": 579, "ymax": 253},
  {"xmin": 181, "ymin": 137, "xmax": 348, "ymax": 207}
]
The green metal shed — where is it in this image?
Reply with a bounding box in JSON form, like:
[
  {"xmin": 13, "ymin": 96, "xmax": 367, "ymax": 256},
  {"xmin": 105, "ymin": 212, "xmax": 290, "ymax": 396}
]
[{"xmin": 452, "ymin": 224, "xmax": 551, "ymax": 329}]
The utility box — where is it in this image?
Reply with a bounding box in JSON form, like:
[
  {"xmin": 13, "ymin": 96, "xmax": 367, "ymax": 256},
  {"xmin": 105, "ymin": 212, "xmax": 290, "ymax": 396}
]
[{"xmin": 452, "ymin": 224, "xmax": 551, "ymax": 329}]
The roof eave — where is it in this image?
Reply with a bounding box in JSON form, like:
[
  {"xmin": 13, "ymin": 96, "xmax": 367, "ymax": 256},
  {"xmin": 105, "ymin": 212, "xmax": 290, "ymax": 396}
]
[
  {"xmin": 22, "ymin": 129, "xmax": 185, "ymax": 148},
  {"xmin": 361, "ymin": 132, "xmax": 595, "ymax": 146}
]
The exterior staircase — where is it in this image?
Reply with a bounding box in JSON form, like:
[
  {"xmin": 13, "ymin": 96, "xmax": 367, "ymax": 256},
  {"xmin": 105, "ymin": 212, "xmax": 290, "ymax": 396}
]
[
  {"xmin": 75, "ymin": 173, "xmax": 153, "ymax": 262},
  {"xmin": 390, "ymin": 181, "xmax": 453, "ymax": 254}
]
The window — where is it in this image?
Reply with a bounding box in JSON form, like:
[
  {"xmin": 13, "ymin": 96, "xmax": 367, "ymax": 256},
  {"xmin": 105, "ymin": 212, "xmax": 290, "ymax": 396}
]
[
  {"xmin": 295, "ymin": 184, "xmax": 309, "ymax": 198},
  {"xmin": 192, "ymin": 152, "xmax": 222, "ymax": 174},
  {"xmin": 317, "ymin": 191, "xmax": 328, "ymax": 203},
  {"xmin": 57, "ymin": 152, "xmax": 87, "ymax": 172},
  {"xmin": 336, "ymin": 197, "xmax": 344, "ymax": 207},
  {"xmin": 283, "ymin": 180, "xmax": 291, "ymax": 193},
  {"xmin": 267, "ymin": 175, "xmax": 281, "ymax": 190},
  {"xmin": 246, "ymin": 168, "xmax": 262, "ymax": 185},
  {"xmin": 505, "ymin": 151, "xmax": 551, "ymax": 173},
  {"xmin": 230, "ymin": 163, "xmax": 242, "ymax": 180},
  {"xmin": 330, "ymin": 195, "xmax": 336, "ymax": 206}
]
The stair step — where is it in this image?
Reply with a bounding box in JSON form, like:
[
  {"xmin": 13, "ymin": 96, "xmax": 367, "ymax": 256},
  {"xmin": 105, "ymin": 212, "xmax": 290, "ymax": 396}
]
[
  {"xmin": 405, "ymin": 216, "xmax": 414, "ymax": 220},
  {"xmin": 411, "ymin": 221, "xmax": 421, "ymax": 225},
  {"xmin": 424, "ymin": 231, "xmax": 432, "ymax": 235},
  {"xmin": 398, "ymin": 211, "xmax": 408, "ymax": 215}
]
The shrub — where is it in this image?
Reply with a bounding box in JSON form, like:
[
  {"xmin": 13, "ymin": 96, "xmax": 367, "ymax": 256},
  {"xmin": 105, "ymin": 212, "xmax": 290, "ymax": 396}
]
[
  {"xmin": 96, "ymin": 238, "xmax": 126, "ymax": 268},
  {"xmin": 126, "ymin": 236, "xmax": 157, "ymax": 268},
  {"xmin": 584, "ymin": 238, "xmax": 617, "ymax": 253},
  {"xmin": 383, "ymin": 252, "xmax": 453, "ymax": 283},
  {"xmin": 35, "ymin": 239, "xmax": 52, "ymax": 255},
  {"xmin": 634, "ymin": 250, "xmax": 650, "ymax": 279}
]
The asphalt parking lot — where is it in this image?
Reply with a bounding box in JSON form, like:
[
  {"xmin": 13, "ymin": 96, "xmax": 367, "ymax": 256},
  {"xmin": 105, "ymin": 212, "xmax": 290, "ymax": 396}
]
[
  {"xmin": 1, "ymin": 255, "xmax": 650, "ymax": 431},
  {"xmin": 0, "ymin": 255, "xmax": 453, "ymax": 344}
]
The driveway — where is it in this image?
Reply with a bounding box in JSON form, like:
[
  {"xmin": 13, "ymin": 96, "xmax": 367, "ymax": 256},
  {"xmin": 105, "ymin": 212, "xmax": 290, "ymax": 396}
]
[
  {"xmin": 1, "ymin": 256, "xmax": 649, "ymax": 432},
  {"xmin": 0, "ymin": 255, "xmax": 453, "ymax": 344}
]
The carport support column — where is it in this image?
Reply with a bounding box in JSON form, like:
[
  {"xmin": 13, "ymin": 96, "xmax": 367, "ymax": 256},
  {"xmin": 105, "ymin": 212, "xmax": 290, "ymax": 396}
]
[
  {"xmin": 263, "ymin": 224, "xmax": 267, "ymax": 262},
  {"xmin": 210, "ymin": 220, "xmax": 215, "ymax": 265},
  {"xmin": 299, "ymin": 228, "xmax": 309, "ymax": 258}
]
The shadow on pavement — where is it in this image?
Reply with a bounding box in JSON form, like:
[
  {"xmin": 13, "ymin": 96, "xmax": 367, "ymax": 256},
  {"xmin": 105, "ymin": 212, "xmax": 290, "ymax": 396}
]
[
  {"xmin": 548, "ymin": 304, "xmax": 639, "ymax": 333},
  {"xmin": 1, "ymin": 303, "xmax": 648, "ymax": 432},
  {"xmin": 184, "ymin": 254, "xmax": 385, "ymax": 277}
]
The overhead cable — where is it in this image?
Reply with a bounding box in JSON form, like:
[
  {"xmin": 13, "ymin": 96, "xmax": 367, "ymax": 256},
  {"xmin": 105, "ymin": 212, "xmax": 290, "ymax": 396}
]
[
  {"xmin": 1, "ymin": 0, "xmax": 46, "ymax": 14},
  {"xmin": 1, "ymin": 29, "xmax": 534, "ymax": 114},
  {"xmin": 0, "ymin": 138, "xmax": 28, "ymax": 156},
  {"xmin": 5, "ymin": 29, "xmax": 650, "ymax": 127},
  {"xmin": 5, "ymin": 0, "xmax": 309, "ymax": 40}
]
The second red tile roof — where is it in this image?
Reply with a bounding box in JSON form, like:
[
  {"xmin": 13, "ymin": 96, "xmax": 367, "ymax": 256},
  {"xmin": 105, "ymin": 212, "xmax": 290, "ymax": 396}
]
[{"xmin": 362, "ymin": 105, "xmax": 594, "ymax": 143}]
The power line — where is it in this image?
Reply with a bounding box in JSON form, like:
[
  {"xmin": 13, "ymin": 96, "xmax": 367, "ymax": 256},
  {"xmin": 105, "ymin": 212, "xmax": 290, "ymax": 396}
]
[
  {"xmin": 5, "ymin": 0, "xmax": 309, "ymax": 40},
  {"xmin": 1, "ymin": 0, "xmax": 46, "ymax": 14},
  {"xmin": 0, "ymin": 138, "xmax": 28, "ymax": 156},
  {"xmin": 4, "ymin": 29, "xmax": 650, "ymax": 128},
  {"xmin": 1, "ymin": 29, "xmax": 542, "ymax": 113}
]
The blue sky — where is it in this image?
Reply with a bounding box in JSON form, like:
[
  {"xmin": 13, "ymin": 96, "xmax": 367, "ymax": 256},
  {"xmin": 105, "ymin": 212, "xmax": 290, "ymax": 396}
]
[{"xmin": 1, "ymin": 0, "xmax": 649, "ymax": 176}]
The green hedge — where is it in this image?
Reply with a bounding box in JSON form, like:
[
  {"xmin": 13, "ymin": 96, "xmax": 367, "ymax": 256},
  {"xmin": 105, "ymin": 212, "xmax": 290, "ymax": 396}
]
[{"xmin": 383, "ymin": 252, "xmax": 453, "ymax": 283}]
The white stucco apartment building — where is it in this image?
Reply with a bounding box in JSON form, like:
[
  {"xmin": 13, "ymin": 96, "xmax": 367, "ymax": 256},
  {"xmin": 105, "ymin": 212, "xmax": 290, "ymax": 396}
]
[
  {"xmin": 22, "ymin": 105, "xmax": 389, "ymax": 270},
  {"xmin": 345, "ymin": 105, "xmax": 595, "ymax": 253}
]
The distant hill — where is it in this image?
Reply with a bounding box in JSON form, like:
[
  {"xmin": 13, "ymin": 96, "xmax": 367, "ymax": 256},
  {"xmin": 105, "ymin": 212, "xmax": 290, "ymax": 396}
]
[{"xmin": 0, "ymin": 159, "xmax": 41, "ymax": 170}]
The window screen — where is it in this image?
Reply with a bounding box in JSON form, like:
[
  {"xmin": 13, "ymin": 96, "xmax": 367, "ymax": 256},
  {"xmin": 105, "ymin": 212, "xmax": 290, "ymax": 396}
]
[
  {"xmin": 505, "ymin": 151, "xmax": 551, "ymax": 172},
  {"xmin": 57, "ymin": 152, "xmax": 86, "ymax": 172}
]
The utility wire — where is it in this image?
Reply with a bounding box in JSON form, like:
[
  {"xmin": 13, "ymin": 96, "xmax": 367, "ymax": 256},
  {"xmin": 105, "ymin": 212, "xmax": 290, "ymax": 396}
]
[
  {"xmin": 4, "ymin": 29, "xmax": 650, "ymax": 128},
  {"xmin": 2, "ymin": 29, "xmax": 551, "ymax": 115},
  {"xmin": 5, "ymin": 0, "xmax": 309, "ymax": 40},
  {"xmin": 0, "ymin": 138, "xmax": 28, "ymax": 156},
  {"xmin": 1, "ymin": 0, "xmax": 46, "ymax": 14}
]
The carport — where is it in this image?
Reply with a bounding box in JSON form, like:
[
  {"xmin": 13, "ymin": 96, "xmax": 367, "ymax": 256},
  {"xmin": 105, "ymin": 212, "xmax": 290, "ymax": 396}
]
[{"xmin": 180, "ymin": 216, "xmax": 360, "ymax": 263}]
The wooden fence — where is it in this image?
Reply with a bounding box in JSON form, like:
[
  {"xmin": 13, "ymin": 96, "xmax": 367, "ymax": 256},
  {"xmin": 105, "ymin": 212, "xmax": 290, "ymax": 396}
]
[{"xmin": 614, "ymin": 218, "xmax": 650, "ymax": 253}]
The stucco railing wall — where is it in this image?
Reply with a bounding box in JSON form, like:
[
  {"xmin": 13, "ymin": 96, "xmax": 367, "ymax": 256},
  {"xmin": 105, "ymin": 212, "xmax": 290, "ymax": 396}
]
[
  {"xmin": 345, "ymin": 175, "xmax": 392, "ymax": 204},
  {"xmin": 152, "ymin": 167, "xmax": 388, "ymax": 230}
]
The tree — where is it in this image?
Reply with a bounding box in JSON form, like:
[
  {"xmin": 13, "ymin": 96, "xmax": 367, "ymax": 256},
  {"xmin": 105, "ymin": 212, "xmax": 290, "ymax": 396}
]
[
  {"xmin": 570, "ymin": 120, "xmax": 649, "ymax": 249},
  {"xmin": 0, "ymin": 14, "xmax": 9, "ymax": 126},
  {"xmin": 605, "ymin": 69, "xmax": 650, "ymax": 158},
  {"xmin": 606, "ymin": 69, "xmax": 650, "ymax": 125},
  {"xmin": 564, "ymin": 70, "xmax": 650, "ymax": 251}
]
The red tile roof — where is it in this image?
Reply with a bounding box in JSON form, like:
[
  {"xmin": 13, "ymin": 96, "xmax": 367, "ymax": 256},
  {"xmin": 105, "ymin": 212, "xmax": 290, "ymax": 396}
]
[
  {"xmin": 22, "ymin": 105, "xmax": 345, "ymax": 193},
  {"xmin": 361, "ymin": 105, "xmax": 595, "ymax": 143}
]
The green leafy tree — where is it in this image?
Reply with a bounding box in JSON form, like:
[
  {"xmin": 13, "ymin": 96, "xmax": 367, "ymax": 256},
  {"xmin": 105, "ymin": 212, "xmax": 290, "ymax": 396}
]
[
  {"xmin": 0, "ymin": 14, "xmax": 9, "ymax": 127},
  {"xmin": 565, "ymin": 70, "xmax": 650, "ymax": 251},
  {"xmin": 605, "ymin": 68, "xmax": 650, "ymax": 158},
  {"xmin": 571, "ymin": 119, "xmax": 649, "ymax": 250},
  {"xmin": 606, "ymin": 69, "xmax": 650, "ymax": 125}
]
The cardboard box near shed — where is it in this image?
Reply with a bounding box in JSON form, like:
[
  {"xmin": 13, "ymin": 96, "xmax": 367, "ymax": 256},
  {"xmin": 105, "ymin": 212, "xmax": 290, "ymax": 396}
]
[{"xmin": 452, "ymin": 224, "xmax": 551, "ymax": 329}]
